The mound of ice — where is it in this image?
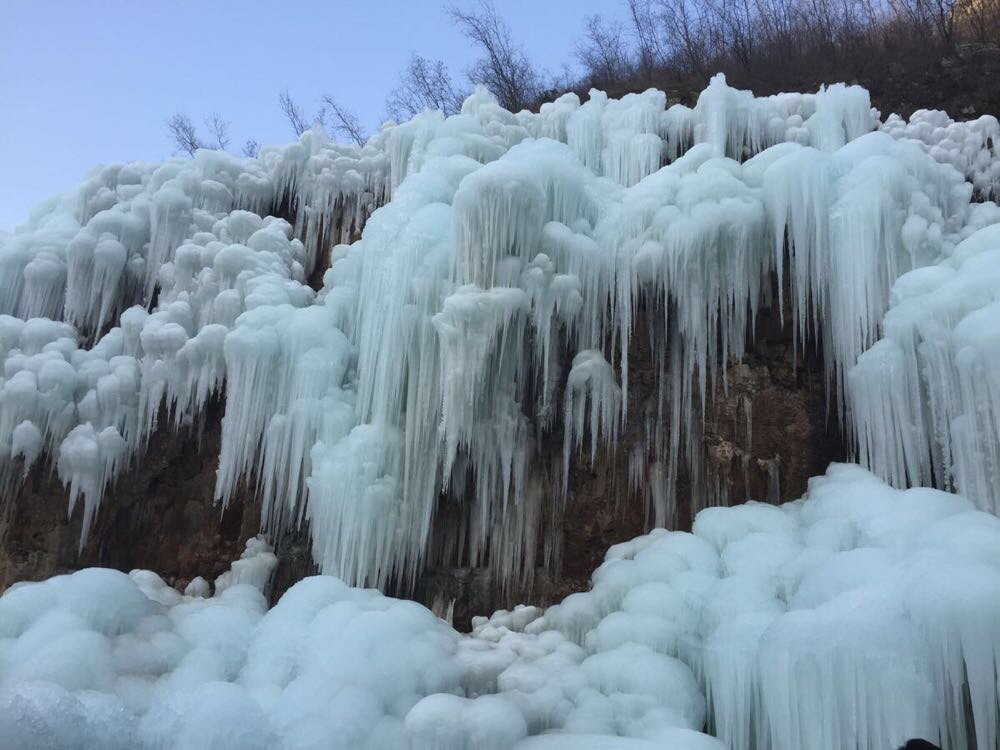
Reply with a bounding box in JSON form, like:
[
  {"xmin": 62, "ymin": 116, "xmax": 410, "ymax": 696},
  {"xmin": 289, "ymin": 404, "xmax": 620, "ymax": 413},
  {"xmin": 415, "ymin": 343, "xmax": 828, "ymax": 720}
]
[
  {"xmin": 0, "ymin": 530, "xmax": 707, "ymax": 750},
  {"xmin": 2, "ymin": 466, "xmax": 997, "ymax": 749},
  {"xmin": 881, "ymin": 108, "xmax": 1000, "ymax": 199}
]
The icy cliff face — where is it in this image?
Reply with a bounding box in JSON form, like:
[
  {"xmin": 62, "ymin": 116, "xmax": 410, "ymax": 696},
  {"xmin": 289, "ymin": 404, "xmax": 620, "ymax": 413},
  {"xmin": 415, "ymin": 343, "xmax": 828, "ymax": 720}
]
[
  {"xmin": 3, "ymin": 71, "xmax": 1000, "ymax": 750},
  {"xmin": 1, "ymin": 73, "xmax": 999, "ymax": 600},
  {"xmin": 850, "ymin": 220, "xmax": 1000, "ymax": 510}
]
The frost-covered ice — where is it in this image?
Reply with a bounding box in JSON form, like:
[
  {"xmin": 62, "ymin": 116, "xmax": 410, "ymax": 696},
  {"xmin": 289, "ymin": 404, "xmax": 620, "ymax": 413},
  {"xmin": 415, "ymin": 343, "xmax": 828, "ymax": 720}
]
[
  {"xmin": 0, "ymin": 134, "xmax": 383, "ymax": 547},
  {"xmin": 0, "ymin": 532, "xmax": 717, "ymax": 750},
  {"xmin": 850, "ymin": 217, "xmax": 1000, "ymax": 512},
  {"xmin": 0, "ymin": 73, "xmax": 999, "ymax": 606},
  {"xmin": 2, "ymin": 466, "xmax": 998, "ymax": 749},
  {"xmin": 881, "ymin": 108, "xmax": 1000, "ymax": 199}
]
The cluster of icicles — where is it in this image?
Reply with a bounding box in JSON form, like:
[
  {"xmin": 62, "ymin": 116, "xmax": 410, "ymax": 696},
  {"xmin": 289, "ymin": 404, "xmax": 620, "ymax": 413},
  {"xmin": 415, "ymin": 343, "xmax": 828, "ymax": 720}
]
[{"xmin": 1, "ymin": 73, "xmax": 999, "ymax": 598}]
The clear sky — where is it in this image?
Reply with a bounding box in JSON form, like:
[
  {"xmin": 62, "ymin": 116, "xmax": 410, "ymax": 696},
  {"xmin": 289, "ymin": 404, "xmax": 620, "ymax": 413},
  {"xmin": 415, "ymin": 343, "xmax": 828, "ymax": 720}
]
[{"xmin": 0, "ymin": 0, "xmax": 626, "ymax": 231}]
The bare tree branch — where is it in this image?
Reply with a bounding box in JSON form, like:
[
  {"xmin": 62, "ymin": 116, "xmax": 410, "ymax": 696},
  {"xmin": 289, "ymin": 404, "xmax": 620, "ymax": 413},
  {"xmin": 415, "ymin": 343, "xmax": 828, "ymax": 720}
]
[
  {"xmin": 320, "ymin": 96, "xmax": 367, "ymax": 147},
  {"xmin": 387, "ymin": 53, "xmax": 466, "ymax": 120},
  {"xmin": 627, "ymin": 0, "xmax": 666, "ymax": 77},
  {"xmin": 242, "ymin": 138, "xmax": 261, "ymax": 158},
  {"xmin": 576, "ymin": 14, "xmax": 634, "ymax": 87},
  {"xmin": 166, "ymin": 113, "xmax": 205, "ymax": 156},
  {"xmin": 447, "ymin": 0, "xmax": 540, "ymax": 112},
  {"xmin": 204, "ymin": 112, "xmax": 231, "ymax": 150},
  {"xmin": 279, "ymin": 89, "xmax": 309, "ymax": 136},
  {"xmin": 647, "ymin": 0, "xmax": 712, "ymax": 76}
]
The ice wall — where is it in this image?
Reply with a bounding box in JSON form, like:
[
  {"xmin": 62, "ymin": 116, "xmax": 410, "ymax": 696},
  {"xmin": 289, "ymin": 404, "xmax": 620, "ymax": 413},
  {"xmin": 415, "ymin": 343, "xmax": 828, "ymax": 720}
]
[
  {"xmin": 850, "ymin": 217, "xmax": 1000, "ymax": 511},
  {"xmin": 0, "ymin": 131, "xmax": 387, "ymax": 543},
  {"xmin": 0, "ymin": 74, "xmax": 997, "ymax": 596}
]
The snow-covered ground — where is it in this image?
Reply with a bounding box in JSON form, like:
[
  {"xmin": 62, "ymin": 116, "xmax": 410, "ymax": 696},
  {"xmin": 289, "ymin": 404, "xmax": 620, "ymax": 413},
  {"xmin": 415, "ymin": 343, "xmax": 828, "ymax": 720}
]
[{"xmin": 1, "ymin": 75, "xmax": 1000, "ymax": 748}]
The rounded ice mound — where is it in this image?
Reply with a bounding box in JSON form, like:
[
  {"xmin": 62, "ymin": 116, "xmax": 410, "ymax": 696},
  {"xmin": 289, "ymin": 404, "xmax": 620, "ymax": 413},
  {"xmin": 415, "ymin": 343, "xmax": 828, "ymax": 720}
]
[
  {"xmin": 0, "ymin": 541, "xmax": 720, "ymax": 750},
  {"xmin": 4, "ymin": 463, "xmax": 1000, "ymax": 750},
  {"xmin": 407, "ymin": 693, "xmax": 528, "ymax": 750},
  {"xmin": 0, "ymin": 681, "xmax": 135, "ymax": 750},
  {"xmin": 137, "ymin": 681, "xmax": 277, "ymax": 750},
  {"xmin": 0, "ymin": 567, "xmax": 156, "ymax": 639}
]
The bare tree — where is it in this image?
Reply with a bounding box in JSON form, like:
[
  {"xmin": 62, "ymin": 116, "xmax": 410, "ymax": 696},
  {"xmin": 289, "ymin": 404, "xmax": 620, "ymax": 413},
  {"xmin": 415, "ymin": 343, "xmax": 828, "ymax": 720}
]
[
  {"xmin": 278, "ymin": 88, "xmax": 367, "ymax": 147},
  {"xmin": 627, "ymin": 0, "xmax": 668, "ymax": 77},
  {"xmin": 753, "ymin": 0, "xmax": 799, "ymax": 63},
  {"xmin": 168, "ymin": 112, "xmax": 258, "ymax": 158},
  {"xmin": 912, "ymin": 0, "xmax": 958, "ymax": 45},
  {"xmin": 279, "ymin": 89, "xmax": 310, "ymax": 136},
  {"xmin": 959, "ymin": 0, "xmax": 1000, "ymax": 43},
  {"xmin": 706, "ymin": 0, "xmax": 758, "ymax": 69},
  {"xmin": 166, "ymin": 113, "xmax": 205, "ymax": 156},
  {"xmin": 576, "ymin": 15, "xmax": 634, "ymax": 87},
  {"xmin": 650, "ymin": 0, "xmax": 713, "ymax": 75},
  {"xmin": 548, "ymin": 62, "xmax": 579, "ymax": 97},
  {"xmin": 320, "ymin": 96, "xmax": 368, "ymax": 146},
  {"xmin": 204, "ymin": 112, "xmax": 231, "ymax": 151},
  {"xmin": 448, "ymin": 0, "xmax": 540, "ymax": 112},
  {"xmin": 387, "ymin": 53, "xmax": 466, "ymax": 120}
]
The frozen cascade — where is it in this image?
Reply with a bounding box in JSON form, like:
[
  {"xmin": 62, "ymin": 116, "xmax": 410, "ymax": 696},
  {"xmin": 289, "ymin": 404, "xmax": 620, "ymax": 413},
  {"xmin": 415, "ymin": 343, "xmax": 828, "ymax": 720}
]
[
  {"xmin": 850, "ymin": 220, "xmax": 1000, "ymax": 512},
  {"xmin": 0, "ymin": 74, "xmax": 998, "ymax": 609},
  {"xmin": 763, "ymin": 132, "xmax": 970, "ymax": 418},
  {"xmin": 0, "ymin": 131, "xmax": 391, "ymax": 546},
  {"xmin": 881, "ymin": 108, "xmax": 1000, "ymax": 199},
  {"xmin": 1, "ymin": 466, "xmax": 999, "ymax": 749}
]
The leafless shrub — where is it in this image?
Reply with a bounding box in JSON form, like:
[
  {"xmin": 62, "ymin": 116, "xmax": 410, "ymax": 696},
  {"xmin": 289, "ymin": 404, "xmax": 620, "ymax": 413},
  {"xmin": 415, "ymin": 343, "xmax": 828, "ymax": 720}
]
[
  {"xmin": 621, "ymin": 0, "xmax": 992, "ymax": 93},
  {"xmin": 387, "ymin": 53, "xmax": 466, "ymax": 120},
  {"xmin": 576, "ymin": 14, "xmax": 635, "ymax": 87},
  {"xmin": 320, "ymin": 96, "xmax": 367, "ymax": 146},
  {"xmin": 204, "ymin": 112, "xmax": 231, "ymax": 151},
  {"xmin": 165, "ymin": 113, "xmax": 205, "ymax": 156},
  {"xmin": 167, "ymin": 112, "xmax": 256, "ymax": 158},
  {"xmin": 448, "ymin": 0, "xmax": 540, "ymax": 111},
  {"xmin": 279, "ymin": 89, "xmax": 310, "ymax": 136},
  {"xmin": 958, "ymin": 0, "xmax": 1000, "ymax": 43}
]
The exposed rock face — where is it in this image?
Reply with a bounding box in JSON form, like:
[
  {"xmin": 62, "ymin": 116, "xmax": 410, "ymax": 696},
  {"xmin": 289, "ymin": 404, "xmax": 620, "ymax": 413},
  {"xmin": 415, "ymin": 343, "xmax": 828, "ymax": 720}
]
[
  {"xmin": 415, "ymin": 287, "xmax": 843, "ymax": 629},
  {"xmin": 0, "ymin": 284, "xmax": 841, "ymax": 630},
  {"xmin": 0, "ymin": 401, "xmax": 314, "ymax": 599}
]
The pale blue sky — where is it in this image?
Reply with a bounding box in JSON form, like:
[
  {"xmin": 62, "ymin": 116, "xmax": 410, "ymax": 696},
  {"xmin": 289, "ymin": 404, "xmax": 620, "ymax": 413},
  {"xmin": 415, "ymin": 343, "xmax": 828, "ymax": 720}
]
[{"xmin": 0, "ymin": 0, "xmax": 627, "ymax": 230}]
